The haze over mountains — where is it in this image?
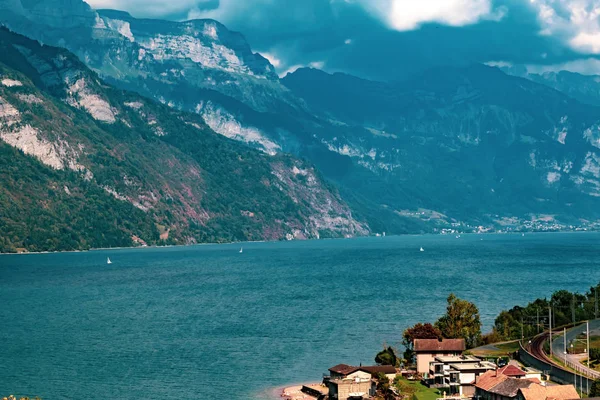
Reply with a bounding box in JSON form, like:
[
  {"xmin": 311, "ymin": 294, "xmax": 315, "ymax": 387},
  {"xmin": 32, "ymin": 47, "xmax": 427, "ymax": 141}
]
[{"xmin": 2, "ymin": 0, "xmax": 600, "ymax": 251}]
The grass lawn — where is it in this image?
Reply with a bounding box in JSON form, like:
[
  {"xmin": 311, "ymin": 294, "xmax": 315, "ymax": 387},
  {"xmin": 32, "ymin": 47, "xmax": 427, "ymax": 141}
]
[
  {"xmin": 398, "ymin": 378, "xmax": 441, "ymax": 400},
  {"xmin": 571, "ymin": 335, "xmax": 600, "ymax": 353},
  {"xmin": 470, "ymin": 340, "xmax": 520, "ymax": 357}
]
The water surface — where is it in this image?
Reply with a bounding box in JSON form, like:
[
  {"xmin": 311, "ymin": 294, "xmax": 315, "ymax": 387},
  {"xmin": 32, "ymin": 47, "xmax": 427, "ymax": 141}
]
[{"xmin": 0, "ymin": 233, "xmax": 599, "ymax": 399}]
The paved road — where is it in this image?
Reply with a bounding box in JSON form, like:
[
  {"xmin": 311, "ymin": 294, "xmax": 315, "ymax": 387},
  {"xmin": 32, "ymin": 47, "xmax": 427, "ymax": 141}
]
[{"xmin": 550, "ymin": 319, "xmax": 600, "ymax": 378}]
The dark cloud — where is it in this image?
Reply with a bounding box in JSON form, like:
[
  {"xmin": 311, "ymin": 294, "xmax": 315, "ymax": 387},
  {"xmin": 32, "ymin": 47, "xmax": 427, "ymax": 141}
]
[{"xmin": 87, "ymin": 0, "xmax": 600, "ymax": 81}]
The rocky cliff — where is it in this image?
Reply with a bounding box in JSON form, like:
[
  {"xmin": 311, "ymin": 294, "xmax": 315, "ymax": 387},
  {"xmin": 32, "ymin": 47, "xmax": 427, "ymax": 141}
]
[
  {"xmin": 0, "ymin": 28, "xmax": 367, "ymax": 252},
  {"xmin": 3, "ymin": 0, "xmax": 600, "ymax": 234}
]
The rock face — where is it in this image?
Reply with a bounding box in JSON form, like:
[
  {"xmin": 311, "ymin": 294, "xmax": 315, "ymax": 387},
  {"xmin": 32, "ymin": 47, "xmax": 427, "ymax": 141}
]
[
  {"xmin": 0, "ymin": 28, "xmax": 367, "ymax": 252},
  {"xmin": 4, "ymin": 0, "xmax": 600, "ymax": 233},
  {"xmin": 281, "ymin": 65, "xmax": 600, "ymax": 229}
]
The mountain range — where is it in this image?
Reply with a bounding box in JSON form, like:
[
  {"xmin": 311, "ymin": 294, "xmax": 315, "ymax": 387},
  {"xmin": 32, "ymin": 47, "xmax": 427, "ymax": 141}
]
[
  {"xmin": 0, "ymin": 27, "xmax": 366, "ymax": 252},
  {"xmin": 1, "ymin": 0, "xmax": 600, "ymax": 251}
]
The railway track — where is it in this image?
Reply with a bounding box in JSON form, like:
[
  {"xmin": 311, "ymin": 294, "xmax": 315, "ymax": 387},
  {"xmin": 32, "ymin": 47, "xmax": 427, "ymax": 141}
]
[{"xmin": 527, "ymin": 331, "xmax": 553, "ymax": 364}]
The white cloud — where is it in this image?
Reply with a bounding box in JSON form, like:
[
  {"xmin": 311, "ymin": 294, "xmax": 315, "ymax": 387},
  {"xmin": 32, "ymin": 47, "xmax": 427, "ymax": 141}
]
[
  {"xmin": 344, "ymin": 38, "xmax": 352, "ymax": 45},
  {"xmin": 87, "ymin": 0, "xmax": 215, "ymax": 17},
  {"xmin": 526, "ymin": 57, "xmax": 600, "ymax": 76},
  {"xmin": 280, "ymin": 64, "xmax": 304, "ymax": 77},
  {"xmin": 356, "ymin": 0, "xmax": 503, "ymax": 31},
  {"xmin": 530, "ymin": 0, "xmax": 600, "ymax": 54},
  {"xmin": 485, "ymin": 61, "xmax": 513, "ymax": 68},
  {"xmin": 259, "ymin": 52, "xmax": 281, "ymax": 68},
  {"xmin": 309, "ymin": 61, "xmax": 325, "ymax": 69}
]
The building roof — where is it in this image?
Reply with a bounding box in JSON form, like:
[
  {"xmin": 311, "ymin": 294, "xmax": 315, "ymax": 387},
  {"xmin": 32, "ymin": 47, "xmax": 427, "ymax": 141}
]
[
  {"xmin": 490, "ymin": 377, "xmax": 534, "ymax": 397},
  {"xmin": 414, "ymin": 338, "xmax": 466, "ymax": 352},
  {"xmin": 329, "ymin": 364, "xmax": 397, "ymax": 377},
  {"xmin": 435, "ymin": 355, "xmax": 480, "ymax": 363},
  {"xmin": 498, "ymin": 365, "xmax": 527, "ymax": 377},
  {"xmin": 519, "ymin": 384, "xmax": 579, "ymax": 400},
  {"xmin": 449, "ymin": 361, "xmax": 496, "ymax": 371},
  {"xmin": 475, "ymin": 370, "xmax": 510, "ymax": 391},
  {"xmin": 329, "ymin": 364, "xmax": 358, "ymax": 375},
  {"xmin": 360, "ymin": 365, "xmax": 397, "ymax": 375}
]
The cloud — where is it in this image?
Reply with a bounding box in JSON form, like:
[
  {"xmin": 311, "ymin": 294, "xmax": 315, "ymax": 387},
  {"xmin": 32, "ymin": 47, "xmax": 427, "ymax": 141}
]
[
  {"xmin": 530, "ymin": 0, "xmax": 600, "ymax": 54},
  {"xmin": 86, "ymin": 0, "xmax": 218, "ymax": 19},
  {"xmin": 356, "ymin": 0, "xmax": 504, "ymax": 31},
  {"xmin": 83, "ymin": 0, "xmax": 600, "ymax": 80},
  {"xmin": 527, "ymin": 58, "xmax": 600, "ymax": 76}
]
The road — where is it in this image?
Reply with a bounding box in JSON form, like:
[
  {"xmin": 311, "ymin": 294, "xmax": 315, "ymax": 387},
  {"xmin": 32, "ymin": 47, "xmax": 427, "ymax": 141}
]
[{"xmin": 550, "ymin": 319, "xmax": 600, "ymax": 379}]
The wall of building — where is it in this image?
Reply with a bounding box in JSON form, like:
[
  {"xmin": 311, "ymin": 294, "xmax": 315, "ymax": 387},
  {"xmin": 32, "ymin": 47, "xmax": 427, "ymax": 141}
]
[
  {"xmin": 328, "ymin": 380, "xmax": 374, "ymax": 400},
  {"xmin": 347, "ymin": 371, "xmax": 372, "ymax": 380},
  {"xmin": 418, "ymin": 354, "xmax": 436, "ymax": 374}
]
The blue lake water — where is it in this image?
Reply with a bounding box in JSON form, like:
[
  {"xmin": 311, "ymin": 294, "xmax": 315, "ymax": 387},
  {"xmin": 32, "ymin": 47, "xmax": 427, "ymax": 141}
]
[{"xmin": 1, "ymin": 232, "xmax": 599, "ymax": 399}]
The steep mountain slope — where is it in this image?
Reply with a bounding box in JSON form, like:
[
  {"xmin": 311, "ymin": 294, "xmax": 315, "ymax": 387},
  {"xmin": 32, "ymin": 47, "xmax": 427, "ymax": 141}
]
[
  {"xmin": 0, "ymin": 0, "xmax": 305, "ymax": 155},
  {"xmin": 3, "ymin": 0, "xmax": 600, "ymax": 233},
  {"xmin": 500, "ymin": 68, "xmax": 600, "ymax": 108},
  {"xmin": 0, "ymin": 28, "xmax": 367, "ymax": 252},
  {"xmin": 282, "ymin": 66, "xmax": 600, "ymax": 228}
]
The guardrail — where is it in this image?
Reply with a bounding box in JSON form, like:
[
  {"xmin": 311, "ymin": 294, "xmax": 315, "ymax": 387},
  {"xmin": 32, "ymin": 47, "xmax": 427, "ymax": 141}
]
[
  {"xmin": 519, "ymin": 341, "xmax": 592, "ymax": 394},
  {"xmin": 560, "ymin": 355, "xmax": 600, "ymax": 380}
]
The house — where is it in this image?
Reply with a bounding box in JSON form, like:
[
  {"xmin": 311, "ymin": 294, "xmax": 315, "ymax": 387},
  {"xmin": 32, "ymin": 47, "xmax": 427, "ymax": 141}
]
[
  {"xmin": 474, "ymin": 370, "xmax": 579, "ymax": 400},
  {"xmin": 327, "ymin": 364, "xmax": 397, "ymax": 382},
  {"xmin": 497, "ymin": 365, "xmax": 527, "ymax": 378},
  {"xmin": 427, "ymin": 355, "xmax": 496, "ymax": 398},
  {"xmin": 325, "ymin": 364, "xmax": 397, "ymax": 400},
  {"xmin": 414, "ymin": 338, "xmax": 466, "ymax": 374},
  {"xmin": 496, "ymin": 365, "xmax": 543, "ymax": 383}
]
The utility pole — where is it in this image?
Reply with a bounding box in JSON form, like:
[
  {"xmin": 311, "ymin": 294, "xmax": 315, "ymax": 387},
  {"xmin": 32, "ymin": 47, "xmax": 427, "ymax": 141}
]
[
  {"xmin": 521, "ymin": 317, "xmax": 524, "ymax": 340},
  {"xmin": 564, "ymin": 327, "xmax": 567, "ymax": 364},
  {"xmin": 549, "ymin": 306, "xmax": 553, "ymax": 356},
  {"xmin": 587, "ymin": 320, "xmax": 590, "ymax": 395},
  {"xmin": 537, "ymin": 308, "xmax": 540, "ymax": 334}
]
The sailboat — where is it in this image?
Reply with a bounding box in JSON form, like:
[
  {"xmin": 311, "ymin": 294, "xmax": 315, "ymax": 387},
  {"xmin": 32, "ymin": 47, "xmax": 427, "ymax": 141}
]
[
  {"xmin": 107, "ymin": 257, "xmax": 112, "ymax": 264},
  {"xmin": 419, "ymin": 247, "xmax": 424, "ymax": 252},
  {"xmin": 239, "ymin": 247, "xmax": 243, "ymax": 253}
]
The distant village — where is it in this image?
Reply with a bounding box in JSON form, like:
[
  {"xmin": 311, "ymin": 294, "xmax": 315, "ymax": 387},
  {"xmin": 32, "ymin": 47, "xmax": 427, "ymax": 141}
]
[{"xmin": 282, "ymin": 338, "xmax": 580, "ymax": 400}]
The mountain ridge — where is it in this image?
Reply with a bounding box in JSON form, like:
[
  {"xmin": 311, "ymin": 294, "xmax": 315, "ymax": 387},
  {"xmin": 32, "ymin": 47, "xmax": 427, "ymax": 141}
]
[
  {"xmin": 0, "ymin": 27, "xmax": 367, "ymax": 252},
  {"xmin": 3, "ymin": 0, "xmax": 600, "ymax": 238}
]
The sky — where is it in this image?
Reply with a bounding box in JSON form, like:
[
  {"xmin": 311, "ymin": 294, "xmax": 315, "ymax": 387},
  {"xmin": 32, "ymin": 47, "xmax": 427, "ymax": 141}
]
[{"xmin": 84, "ymin": 0, "xmax": 600, "ymax": 81}]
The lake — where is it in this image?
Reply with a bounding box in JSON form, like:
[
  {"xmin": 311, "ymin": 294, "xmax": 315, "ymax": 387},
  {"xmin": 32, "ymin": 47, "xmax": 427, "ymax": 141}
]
[{"xmin": 0, "ymin": 232, "xmax": 599, "ymax": 399}]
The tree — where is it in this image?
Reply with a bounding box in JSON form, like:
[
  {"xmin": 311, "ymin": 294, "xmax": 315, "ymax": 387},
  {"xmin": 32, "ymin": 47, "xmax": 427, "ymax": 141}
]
[
  {"xmin": 589, "ymin": 348, "xmax": 600, "ymax": 362},
  {"xmin": 435, "ymin": 294, "xmax": 482, "ymax": 348},
  {"xmin": 402, "ymin": 323, "xmax": 441, "ymax": 362},
  {"xmin": 375, "ymin": 346, "xmax": 398, "ymax": 366},
  {"xmin": 590, "ymin": 379, "xmax": 600, "ymax": 397}
]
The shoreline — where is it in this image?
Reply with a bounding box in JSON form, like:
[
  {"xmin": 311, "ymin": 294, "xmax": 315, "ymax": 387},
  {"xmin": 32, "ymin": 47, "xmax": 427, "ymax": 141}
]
[
  {"xmin": 0, "ymin": 229, "xmax": 596, "ymax": 256},
  {"xmin": 273, "ymin": 382, "xmax": 324, "ymax": 400}
]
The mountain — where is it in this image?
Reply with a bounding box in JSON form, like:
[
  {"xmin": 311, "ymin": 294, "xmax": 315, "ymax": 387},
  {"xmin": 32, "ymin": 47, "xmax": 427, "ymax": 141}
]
[
  {"xmin": 0, "ymin": 27, "xmax": 367, "ymax": 252},
  {"xmin": 500, "ymin": 67, "xmax": 600, "ymax": 108},
  {"xmin": 3, "ymin": 0, "xmax": 600, "ymax": 234},
  {"xmin": 282, "ymin": 65, "xmax": 600, "ymax": 228}
]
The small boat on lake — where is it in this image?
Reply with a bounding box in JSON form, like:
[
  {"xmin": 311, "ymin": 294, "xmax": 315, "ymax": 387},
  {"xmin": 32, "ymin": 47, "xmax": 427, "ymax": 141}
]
[
  {"xmin": 239, "ymin": 247, "xmax": 243, "ymax": 253},
  {"xmin": 420, "ymin": 247, "xmax": 424, "ymax": 252},
  {"xmin": 107, "ymin": 257, "xmax": 112, "ymax": 264}
]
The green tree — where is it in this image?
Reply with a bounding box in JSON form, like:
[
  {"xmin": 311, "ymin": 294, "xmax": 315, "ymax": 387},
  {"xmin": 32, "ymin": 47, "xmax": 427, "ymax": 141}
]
[
  {"xmin": 375, "ymin": 346, "xmax": 398, "ymax": 366},
  {"xmin": 590, "ymin": 379, "xmax": 600, "ymax": 397},
  {"xmin": 589, "ymin": 348, "xmax": 600, "ymax": 362},
  {"xmin": 435, "ymin": 293, "xmax": 482, "ymax": 348},
  {"xmin": 402, "ymin": 322, "xmax": 441, "ymax": 362}
]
